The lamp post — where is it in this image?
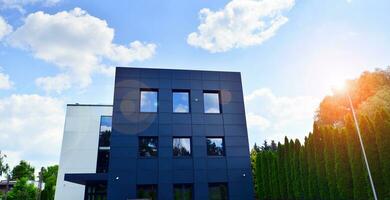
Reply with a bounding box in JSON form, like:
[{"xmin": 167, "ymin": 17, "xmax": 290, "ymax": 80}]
[{"xmin": 346, "ymin": 91, "xmax": 378, "ymax": 200}]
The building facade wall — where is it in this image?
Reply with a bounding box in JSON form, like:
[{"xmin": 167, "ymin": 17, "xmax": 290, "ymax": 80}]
[
  {"xmin": 55, "ymin": 105, "xmax": 112, "ymax": 200},
  {"xmin": 108, "ymin": 68, "xmax": 253, "ymax": 200}
]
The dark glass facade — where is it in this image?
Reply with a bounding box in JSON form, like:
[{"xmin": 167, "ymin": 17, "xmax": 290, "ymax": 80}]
[{"xmin": 108, "ymin": 68, "xmax": 253, "ymax": 199}]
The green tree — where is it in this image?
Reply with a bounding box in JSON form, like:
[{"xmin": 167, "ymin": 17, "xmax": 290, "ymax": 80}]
[
  {"xmin": 299, "ymin": 138, "xmax": 309, "ymax": 199},
  {"xmin": 374, "ymin": 109, "xmax": 390, "ymax": 199},
  {"xmin": 41, "ymin": 165, "xmax": 59, "ymax": 200},
  {"xmin": 261, "ymin": 151, "xmax": 271, "ymax": 200},
  {"xmin": 283, "ymin": 137, "xmax": 293, "ymax": 200},
  {"xmin": 313, "ymin": 125, "xmax": 330, "ymax": 200},
  {"xmin": 255, "ymin": 153, "xmax": 265, "ymax": 200},
  {"xmin": 292, "ymin": 139, "xmax": 302, "ymax": 199},
  {"xmin": 345, "ymin": 116, "xmax": 371, "ymax": 199},
  {"xmin": 7, "ymin": 178, "xmax": 38, "ymax": 200},
  {"xmin": 270, "ymin": 152, "xmax": 280, "ymax": 200},
  {"xmin": 277, "ymin": 143, "xmax": 287, "ymax": 199},
  {"xmin": 11, "ymin": 160, "xmax": 35, "ymax": 181},
  {"xmin": 324, "ymin": 127, "xmax": 339, "ymax": 200},
  {"xmin": 334, "ymin": 129, "xmax": 354, "ymax": 200},
  {"xmin": 307, "ymin": 132, "xmax": 319, "ymax": 199}
]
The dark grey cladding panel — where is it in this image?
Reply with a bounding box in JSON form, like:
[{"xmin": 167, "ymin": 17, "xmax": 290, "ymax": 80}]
[
  {"xmin": 114, "ymin": 88, "xmax": 139, "ymax": 100},
  {"xmin": 138, "ymin": 113, "xmax": 158, "ymax": 124},
  {"xmin": 203, "ymin": 114, "xmax": 223, "ymax": 125},
  {"xmin": 226, "ymin": 157, "xmax": 251, "ymax": 169},
  {"xmin": 194, "ymin": 170, "xmax": 207, "ymax": 182},
  {"xmin": 224, "ymin": 125, "xmax": 248, "ymax": 136},
  {"xmin": 202, "ymin": 80, "xmax": 220, "ymax": 90},
  {"xmin": 114, "ymin": 78, "xmax": 141, "ymax": 88},
  {"xmin": 193, "ymin": 158, "xmax": 207, "ymax": 169},
  {"xmin": 136, "ymin": 170, "xmax": 158, "ymax": 184},
  {"xmin": 159, "ymin": 124, "xmax": 172, "ymax": 136},
  {"xmin": 172, "ymin": 113, "xmax": 191, "ymax": 124},
  {"xmin": 110, "ymin": 135, "xmax": 137, "ymax": 147},
  {"xmin": 225, "ymin": 136, "xmax": 249, "ymax": 147},
  {"xmin": 190, "ymin": 101, "xmax": 203, "ymax": 114},
  {"xmin": 172, "ymin": 70, "xmax": 191, "ymax": 80},
  {"xmin": 158, "ymin": 79, "xmax": 172, "ymax": 88},
  {"xmin": 159, "ymin": 136, "xmax": 172, "ymax": 147},
  {"xmin": 158, "ymin": 158, "xmax": 173, "ymax": 170},
  {"xmin": 226, "ymin": 147, "xmax": 250, "ymax": 157},
  {"xmin": 171, "ymin": 79, "xmax": 191, "ymax": 89},
  {"xmin": 190, "ymin": 80, "xmax": 202, "ymax": 89},
  {"xmin": 194, "ymin": 182, "xmax": 208, "ymax": 199},
  {"xmin": 159, "ymin": 147, "xmax": 172, "ymax": 158},
  {"xmin": 223, "ymin": 114, "xmax": 247, "ymax": 125},
  {"xmin": 192, "ymin": 136, "xmax": 206, "ymax": 146},
  {"xmin": 221, "ymin": 90, "xmax": 244, "ymax": 103},
  {"xmin": 172, "ymin": 124, "xmax": 192, "ymax": 136},
  {"xmin": 204, "ymin": 125, "xmax": 224, "ymax": 136},
  {"xmin": 158, "ymin": 113, "xmax": 172, "ymax": 124},
  {"xmin": 110, "ymin": 147, "xmax": 137, "ymax": 158},
  {"xmin": 202, "ymin": 71, "xmax": 220, "ymax": 80},
  {"xmin": 228, "ymin": 180, "xmax": 253, "ymax": 197},
  {"xmin": 158, "ymin": 183, "xmax": 173, "ymax": 199},
  {"xmin": 137, "ymin": 123, "xmax": 158, "ymax": 136},
  {"xmin": 159, "ymin": 70, "xmax": 172, "ymax": 79},
  {"xmin": 207, "ymin": 158, "xmax": 227, "ymax": 170},
  {"xmin": 222, "ymin": 102, "xmax": 245, "ymax": 114},
  {"xmin": 158, "ymin": 88, "xmax": 172, "ymax": 101},
  {"xmin": 173, "ymin": 159, "xmax": 193, "ymax": 170},
  {"xmin": 220, "ymin": 81, "xmax": 243, "ymax": 91},
  {"xmin": 116, "ymin": 68, "xmax": 140, "ymax": 78},
  {"xmin": 139, "ymin": 78, "xmax": 159, "ymax": 88},
  {"xmin": 112, "ymin": 112, "xmax": 139, "ymax": 124},
  {"xmin": 207, "ymin": 169, "xmax": 227, "ymax": 182},
  {"xmin": 192, "ymin": 145, "xmax": 207, "ymax": 157},
  {"xmin": 158, "ymin": 101, "xmax": 172, "ymax": 113},
  {"xmin": 191, "ymin": 114, "xmax": 203, "ymax": 124},
  {"xmin": 173, "ymin": 170, "xmax": 193, "ymax": 183},
  {"xmin": 137, "ymin": 159, "xmax": 158, "ymax": 171},
  {"xmin": 109, "ymin": 157, "xmax": 136, "ymax": 171},
  {"xmin": 190, "ymin": 71, "xmax": 203, "ymax": 80},
  {"xmin": 159, "ymin": 171, "xmax": 173, "ymax": 183},
  {"xmin": 113, "ymin": 100, "xmax": 138, "ymax": 113},
  {"xmin": 139, "ymin": 68, "xmax": 160, "ymax": 78},
  {"xmin": 112, "ymin": 124, "xmax": 138, "ymax": 135},
  {"xmin": 219, "ymin": 72, "xmax": 241, "ymax": 82}
]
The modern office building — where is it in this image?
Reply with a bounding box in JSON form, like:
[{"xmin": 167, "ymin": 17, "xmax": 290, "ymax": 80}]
[{"xmin": 56, "ymin": 67, "xmax": 253, "ymax": 200}]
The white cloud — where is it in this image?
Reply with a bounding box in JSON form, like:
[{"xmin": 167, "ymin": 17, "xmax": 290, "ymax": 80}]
[
  {"xmin": 187, "ymin": 0, "xmax": 295, "ymax": 53},
  {"xmin": 245, "ymin": 88, "xmax": 320, "ymax": 145},
  {"xmin": 0, "ymin": 72, "xmax": 13, "ymax": 89},
  {"xmin": 0, "ymin": 0, "xmax": 60, "ymax": 13},
  {"xmin": 0, "ymin": 94, "xmax": 65, "ymax": 169},
  {"xmin": 0, "ymin": 16, "xmax": 12, "ymax": 40},
  {"xmin": 246, "ymin": 112, "xmax": 270, "ymax": 130},
  {"xmin": 7, "ymin": 7, "xmax": 156, "ymax": 93}
]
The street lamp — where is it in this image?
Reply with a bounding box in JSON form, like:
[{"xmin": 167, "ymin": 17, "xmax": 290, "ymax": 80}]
[{"xmin": 345, "ymin": 90, "xmax": 378, "ymax": 200}]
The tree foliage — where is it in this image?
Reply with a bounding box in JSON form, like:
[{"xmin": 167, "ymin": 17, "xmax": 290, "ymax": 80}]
[
  {"xmin": 41, "ymin": 165, "xmax": 59, "ymax": 200},
  {"xmin": 7, "ymin": 178, "xmax": 37, "ymax": 200},
  {"xmin": 11, "ymin": 160, "xmax": 35, "ymax": 181},
  {"xmin": 252, "ymin": 67, "xmax": 390, "ymax": 199}
]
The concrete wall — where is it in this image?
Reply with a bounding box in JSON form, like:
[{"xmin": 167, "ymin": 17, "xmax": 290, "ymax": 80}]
[
  {"xmin": 109, "ymin": 68, "xmax": 253, "ymax": 200},
  {"xmin": 54, "ymin": 105, "xmax": 112, "ymax": 200}
]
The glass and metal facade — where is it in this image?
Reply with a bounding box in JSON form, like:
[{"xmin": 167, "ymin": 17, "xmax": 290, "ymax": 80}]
[{"xmin": 62, "ymin": 67, "xmax": 253, "ymax": 200}]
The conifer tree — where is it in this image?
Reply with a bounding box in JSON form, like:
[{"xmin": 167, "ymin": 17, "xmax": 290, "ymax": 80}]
[
  {"xmin": 334, "ymin": 129, "xmax": 354, "ymax": 200},
  {"xmin": 374, "ymin": 109, "xmax": 390, "ymax": 199},
  {"xmin": 313, "ymin": 124, "xmax": 330, "ymax": 200},
  {"xmin": 284, "ymin": 137, "xmax": 293, "ymax": 200},
  {"xmin": 277, "ymin": 143, "xmax": 288, "ymax": 199},
  {"xmin": 324, "ymin": 127, "xmax": 339, "ymax": 200},
  {"xmin": 300, "ymin": 137, "xmax": 309, "ymax": 199},
  {"xmin": 270, "ymin": 152, "xmax": 280, "ymax": 200},
  {"xmin": 345, "ymin": 115, "xmax": 371, "ymax": 199},
  {"xmin": 292, "ymin": 139, "xmax": 302, "ymax": 199},
  {"xmin": 261, "ymin": 151, "xmax": 271, "ymax": 200},
  {"xmin": 255, "ymin": 153, "xmax": 265, "ymax": 200},
  {"xmin": 307, "ymin": 133, "xmax": 320, "ymax": 199},
  {"xmin": 360, "ymin": 115, "xmax": 385, "ymax": 199}
]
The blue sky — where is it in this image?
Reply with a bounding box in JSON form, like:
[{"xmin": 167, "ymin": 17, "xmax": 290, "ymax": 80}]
[{"xmin": 0, "ymin": 0, "xmax": 389, "ymax": 169}]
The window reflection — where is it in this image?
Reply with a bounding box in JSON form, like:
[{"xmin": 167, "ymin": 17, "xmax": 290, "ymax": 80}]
[
  {"xmin": 173, "ymin": 138, "xmax": 191, "ymax": 157},
  {"xmin": 137, "ymin": 185, "xmax": 157, "ymax": 200},
  {"xmin": 173, "ymin": 91, "xmax": 190, "ymax": 113},
  {"xmin": 207, "ymin": 138, "xmax": 224, "ymax": 156},
  {"xmin": 204, "ymin": 92, "xmax": 221, "ymax": 113},
  {"xmin": 140, "ymin": 90, "xmax": 158, "ymax": 112},
  {"xmin": 99, "ymin": 116, "xmax": 112, "ymax": 147},
  {"xmin": 139, "ymin": 137, "xmax": 158, "ymax": 157},
  {"xmin": 174, "ymin": 184, "xmax": 193, "ymax": 200},
  {"xmin": 208, "ymin": 183, "xmax": 228, "ymax": 200}
]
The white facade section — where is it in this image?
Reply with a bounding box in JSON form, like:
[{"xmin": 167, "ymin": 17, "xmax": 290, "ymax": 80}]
[{"xmin": 54, "ymin": 105, "xmax": 112, "ymax": 200}]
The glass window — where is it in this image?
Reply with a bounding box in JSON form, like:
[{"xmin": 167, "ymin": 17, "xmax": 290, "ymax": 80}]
[
  {"xmin": 140, "ymin": 90, "xmax": 158, "ymax": 112},
  {"xmin": 173, "ymin": 91, "xmax": 190, "ymax": 113},
  {"xmin": 96, "ymin": 150, "xmax": 110, "ymax": 173},
  {"xmin": 99, "ymin": 116, "xmax": 112, "ymax": 148},
  {"xmin": 207, "ymin": 138, "xmax": 225, "ymax": 156},
  {"xmin": 208, "ymin": 183, "xmax": 228, "ymax": 200},
  {"xmin": 173, "ymin": 138, "xmax": 191, "ymax": 157},
  {"xmin": 85, "ymin": 183, "xmax": 107, "ymax": 200},
  {"xmin": 139, "ymin": 137, "xmax": 158, "ymax": 157},
  {"xmin": 174, "ymin": 184, "xmax": 193, "ymax": 200},
  {"xmin": 204, "ymin": 92, "xmax": 221, "ymax": 113},
  {"xmin": 137, "ymin": 185, "xmax": 157, "ymax": 200}
]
